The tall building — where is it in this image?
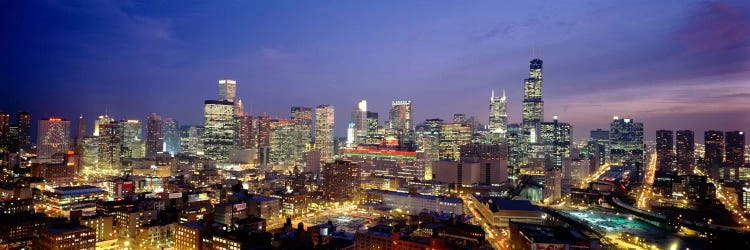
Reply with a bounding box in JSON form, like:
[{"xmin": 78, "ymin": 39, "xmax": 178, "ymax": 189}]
[
  {"xmin": 97, "ymin": 122, "xmax": 121, "ymax": 170},
  {"xmin": 119, "ymin": 120, "xmax": 143, "ymax": 158},
  {"xmin": 350, "ymin": 100, "xmax": 367, "ymax": 145},
  {"xmin": 322, "ymin": 160, "xmax": 361, "ymax": 201},
  {"xmin": 507, "ymin": 123, "xmax": 525, "ymax": 179},
  {"xmin": 544, "ymin": 167, "xmax": 561, "ymax": 203},
  {"xmin": 704, "ymin": 130, "xmax": 724, "ymax": 180},
  {"xmin": 16, "ymin": 112, "xmax": 30, "ymax": 151},
  {"xmin": 656, "ymin": 130, "xmax": 675, "ymax": 171},
  {"xmin": 93, "ymin": 115, "xmax": 114, "ymax": 137},
  {"xmin": 725, "ymin": 131, "xmax": 745, "ymax": 181},
  {"xmin": 37, "ymin": 117, "xmax": 71, "ymax": 160},
  {"xmin": 291, "ymin": 106, "xmax": 313, "ymax": 164},
  {"xmin": 0, "ymin": 113, "xmax": 9, "ymax": 152},
  {"xmin": 609, "ymin": 117, "xmax": 644, "ymax": 166},
  {"xmin": 589, "ymin": 129, "xmax": 610, "ymax": 167},
  {"xmin": 76, "ymin": 114, "xmax": 86, "ymax": 147},
  {"xmin": 268, "ymin": 119, "xmax": 296, "ymax": 165},
  {"xmin": 315, "ymin": 105, "xmax": 335, "ymax": 163},
  {"xmin": 203, "ymin": 100, "xmax": 236, "ymax": 161},
  {"xmin": 163, "ymin": 118, "xmax": 180, "ymax": 155},
  {"xmin": 522, "ymin": 59, "xmax": 544, "ymax": 144},
  {"xmin": 218, "ymin": 78, "xmax": 237, "ymax": 102},
  {"xmin": 179, "ymin": 125, "xmax": 204, "ymax": 156},
  {"xmin": 488, "ymin": 90, "xmax": 508, "ymax": 143},
  {"xmin": 676, "ymin": 130, "xmax": 695, "ymax": 174},
  {"xmin": 364, "ymin": 111, "xmax": 380, "ymax": 144},
  {"xmin": 439, "ymin": 122, "xmax": 472, "ymax": 161},
  {"xmin": 8, "ymin": 124, "xmax": 19, "ymax": 153},
  {"xmin": 237, "ymin": 115, "xmax": 255, "ymax": 149},
  {"xmin": 389, "ymin": 100, "xmax": 413, "ymax": 145},
  {"xmin": 539, "ymin": 116, "xmax": 571, "ymax": 169},
  {"xmin": 145, "ymin": 113, "xmax": 164, "ymax": 159}
]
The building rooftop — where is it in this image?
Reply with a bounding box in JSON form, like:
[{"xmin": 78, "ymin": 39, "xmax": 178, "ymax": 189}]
[
  {"xmin": 367, "ymin": 189, "xmax": 462, "ymax": 204},
  {"xmin": 180, "ymin": 220, "xmax": 203, "ymax": 230},
  {"xmin": 45, "ymin": 223, "xmax": 92, "ymax": 236},
  {"xmin": 475, "ymin": 196, "xmax": 541, "ymax": 213},
  {"xmin": 514, "ymin": 222, "xmax": 590, "ymax": 245},
  {"xmin": 250, "ymin": 195, "xmax": 278, "ymax": 202},
  {"xmin": 52, "ymin": 185, "xmax": 105, "ymax": 195}
]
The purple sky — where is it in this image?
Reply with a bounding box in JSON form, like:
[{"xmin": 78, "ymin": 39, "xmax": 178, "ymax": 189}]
[{"xmin": 1, "ymin": 0, "xmax": 749, "ymax": 140}]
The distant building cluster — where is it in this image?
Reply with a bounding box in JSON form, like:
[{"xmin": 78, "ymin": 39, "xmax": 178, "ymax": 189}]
[{"xmin": 1, "ymin": 57, "xmax": 748, "ymax": 249}]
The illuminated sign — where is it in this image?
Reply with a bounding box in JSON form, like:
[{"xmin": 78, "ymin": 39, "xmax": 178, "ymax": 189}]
[
  {"xmin": 168, "ymin": 192, "xmax": 182, "ymax": 199},
  {"xmin": 188, "ymin": 193, "xmax": 209, "ymax": 202},
  {"xmin": 233, "ymin": 203, "xmax": 247, "ymax": 212}
]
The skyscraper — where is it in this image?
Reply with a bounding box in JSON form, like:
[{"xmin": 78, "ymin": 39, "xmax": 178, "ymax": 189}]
[
  {"xmin": 522, "ymin": 59, "xmax": 544, "ymax": 144},
  {"xmin": 93, "ymin": 115, "xmax": 114, "ymax": 137},
  {"xmin": 145, "ymin": 113, "xmax": 164, "ymax": 158},
  {"xmin": 609, "ymin": 117, "xmax": 644, "ymax": 166},
  {"xmin": 439, "ymin": 122, "xmax": 472, "ymax": 161},
  {"xmin": 179, "ymin": 125, "xmax": 204, "ymax": 156},
  {"xmin": 321, "ymin": 160, "xmax": 361, "ymax": 201},
  {"xmin": 350, "ymin": 100, "xmax": 367, "ymax": 145},
  {"xmin": 0, "ymin": 113, "xmax": 9, "ymax": 153},
  {"xmin": 315, "ymin": 105, "xmax": 335, "ymax": 163},
  {"xmin": 37, "ymin": 117, "xmax": 71, "ymax": 160},
  {"xmin": 98, "ymin": 121, "xmax": 121, "ymax": 169},
  {"xmin": 488, "ymin": 90, "xmax": 508, "ymax": 143},
  {"xmin": 539, "ymin": 116, "xmax": 571, "ymax": 169},
  {"xmin": 203, "ymin": 100, "xmax": 235, "ymax": 161},
  {"xmin": 703, "ymin": 130, "xmax": 724, "ymax": 180},
  {"xmin": 75, "ymin": 115, "xmax": 86, "ymax": 147},
  {"xmin": 655, "ymin": 130, "xmax": 674, "ymax": 172},
  {"xmin": 291, "ymin": 106, "xmax": 313, "ymax": 164},
  {"xmin": 589, "ymin": 129, "xmax": 610, "ymax": 167},
  {"xmin": 163, "ymin": 118, "xmax": 180, "ymax": 155},
  {"xmin": 268, "ymin": 119, "xmax": 296, "ymax": 165},
  {"xmin": 676, "ymin": 130, "xmax": 694, "ymax": 174},
  {"xmin": 389, "ymin": 100, "xmax": 413, "ymax": 145},
  {"xmin": 725, "ymin": 131, "xmax": 745, "ymax": 181},
  {"xmin": 17, "ymin": 112, "xmax": 31, "ymax": 151},
  {"xmin": 237, "ymin": 115, "xmax": 255, "ymax": 150},
  {"xmin": 218, "ymin": 78, "xmax": 237, "ymax": 102},
  {"xmin": 119, "ymin": 120, "xmax": 143, "ymax": 158},
  {"xmin": 365, "ymin": 111, "xmax": 380, "ymax": 143}
]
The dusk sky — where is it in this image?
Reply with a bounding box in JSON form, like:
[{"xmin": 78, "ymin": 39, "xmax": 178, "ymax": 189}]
[{"xmin": 2, "ymin": 0, "xmax": 749, "ymax": 140}]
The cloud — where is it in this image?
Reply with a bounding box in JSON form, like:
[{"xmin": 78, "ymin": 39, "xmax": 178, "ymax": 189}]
[
  {"xmin": 677, "ymin": 1, "xmax": 750, "ymax": 55},
  {"xmin": 553, "ymin": 73, "xmax": 750, "ymax": 121}
]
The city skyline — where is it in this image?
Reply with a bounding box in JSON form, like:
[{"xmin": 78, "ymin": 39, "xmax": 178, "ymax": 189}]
[
  {"xmin": 2, "ymin": 1, "xmax": 749, "ymax": 140},
  {"xmin": 2, "ymin": 2, "xmax": 750, "ymax": 249}
]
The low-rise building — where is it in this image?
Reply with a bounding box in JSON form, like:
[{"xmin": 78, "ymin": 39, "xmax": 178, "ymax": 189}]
[
  {"xmin": 471, "ymin": 196, "xmax": 543, "ymax": 227},
  {"xmin": 509, "ymin": 222, "xmax": 600, "ymax": 250},
  {"xmin": 364, "ymin": 189, "xmax": 463, "ymax": 216},
  {"xmin": 33, "ymin": 222, "xmax": 97, "ymax": 250},
  {"xmin": 41, "ymin": 185, "xmax": 106, "ymax": 218}
]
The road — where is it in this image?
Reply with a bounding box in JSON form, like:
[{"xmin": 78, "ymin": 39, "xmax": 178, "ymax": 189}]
[
  {"xmin": 462, "ymin": 195, "xmax": 508, "ymax": 250},
  {"xmin": 693, "ymin": 168, "xmax": 750, "ymax": 230},
  {"xmin": 636, "ymin": 152, "xmax": 657, "ymax": 208}
]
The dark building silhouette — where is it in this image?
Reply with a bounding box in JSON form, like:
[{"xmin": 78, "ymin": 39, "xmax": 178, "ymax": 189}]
[
  {"xmin": 675, "ymin": 130, "xmax": 694, "ymax": 175},
  {"xmin": 725, "ymin": 131, "xmax": 745, "ymax": 181},
  {"xmin": 704, "ymin": 130, "xmax": 724, "ymax": 180},
  {"xmin": 656, "ymin": 130, "xmax": 674, "ymax": 171}
]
